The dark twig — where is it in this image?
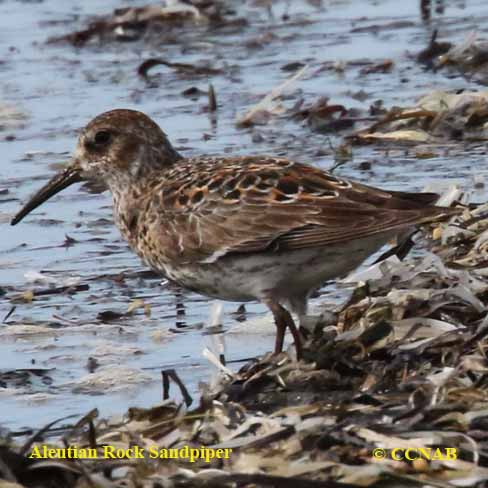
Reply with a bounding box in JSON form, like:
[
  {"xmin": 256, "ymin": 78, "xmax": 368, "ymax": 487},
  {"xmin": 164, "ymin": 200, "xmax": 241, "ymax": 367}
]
[
  {"xmin": 21, "ymin": 414, "xmax": 80, "ymax": 456},
  {"xmin": 161, "ymin": 369, "xmax": 193, "ymax": 406},
  {"xmin": 208, "ymin": 83, "xmax": 217, "ymax": 112},
  {"xmin": 2, "ymin": 306, "xmax": 15, "ymax": 323},
  {"xmin": 138, "ymin": 58, "xmax": 222, "ymax": 79}
]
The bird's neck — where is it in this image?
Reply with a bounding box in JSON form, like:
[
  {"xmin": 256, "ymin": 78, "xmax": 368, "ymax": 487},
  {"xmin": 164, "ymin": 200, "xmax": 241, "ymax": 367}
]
[
  {"xmin": 130, "ymin": 140, "xmax": 182, "ymax": 181},
  {"xmin": 106, "ymin": 142, "xmax": 182, "ymax": 203},
  {"xmin": 110, "ymin": 183, "xmax": 142, "ymax": 245},
  {"xmin": 108, "ymin": 143, "xmax": 182, "ymax": 245}
]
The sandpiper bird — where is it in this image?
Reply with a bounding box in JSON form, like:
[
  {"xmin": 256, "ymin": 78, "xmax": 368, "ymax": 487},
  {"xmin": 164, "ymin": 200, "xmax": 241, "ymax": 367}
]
[{"xmin": 11, "ymin": 109, "xmax": 455, "ymax": 358}]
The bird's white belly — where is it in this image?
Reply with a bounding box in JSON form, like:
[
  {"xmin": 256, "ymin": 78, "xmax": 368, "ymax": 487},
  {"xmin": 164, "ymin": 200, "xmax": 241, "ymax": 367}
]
[{"xmin": 163, "ymin": 234, "xmax": 391, "ymax": 302}]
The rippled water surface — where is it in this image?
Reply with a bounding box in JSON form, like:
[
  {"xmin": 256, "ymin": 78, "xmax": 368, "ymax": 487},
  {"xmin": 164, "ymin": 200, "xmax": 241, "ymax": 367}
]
[{"xmin": 1, "ymin": 0, "xmax": 488, "ymax": 432}]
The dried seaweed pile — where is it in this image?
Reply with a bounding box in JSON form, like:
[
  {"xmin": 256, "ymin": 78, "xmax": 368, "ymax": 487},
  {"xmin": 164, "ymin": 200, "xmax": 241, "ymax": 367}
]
[
  {"xmin": 351, "ymin": 90, "xmax": 488, "ymax": 144},
  {"xmin": 339, "ymin": 32, "xmax": 488, "ymax": 143},
  {"xmin": 428, "ymin": 32, "xmax": 488, "ymax": 85},
  {"xmin": 1, "ymin": 201, "xmax": 488, "ymax": 487},
  {"xmin": 231, "ymin": 66, "xmax": 488, "ymax": 144},
  {"xmin": 48, "ymin": 1, "xmax": 236, "ymax": 47}
]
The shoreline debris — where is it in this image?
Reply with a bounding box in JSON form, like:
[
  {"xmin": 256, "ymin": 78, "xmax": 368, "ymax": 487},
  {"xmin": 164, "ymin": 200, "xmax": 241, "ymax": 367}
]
[{"xmin": 3, "ymin": 197, "xmax": 488, "ymax": 487}]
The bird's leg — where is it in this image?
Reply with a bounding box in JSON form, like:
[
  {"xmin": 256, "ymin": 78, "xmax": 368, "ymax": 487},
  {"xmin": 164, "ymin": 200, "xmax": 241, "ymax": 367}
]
[
  {"xmin": 274, "ymin": 315, "xmax": 286, "ymax": 354},
  {"xmin": 288, "ymin": 295, "xmax": 310, "ymax": 339},
  {"xmin": 265, "ymin": 300, "xmax": 303, "ymax": 359}
]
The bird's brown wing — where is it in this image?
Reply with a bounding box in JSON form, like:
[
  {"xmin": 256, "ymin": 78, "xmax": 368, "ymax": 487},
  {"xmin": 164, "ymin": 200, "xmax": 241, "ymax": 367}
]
[{"xmin": 153, "ymin": 157, "xmax": 452, "ymax": 263}]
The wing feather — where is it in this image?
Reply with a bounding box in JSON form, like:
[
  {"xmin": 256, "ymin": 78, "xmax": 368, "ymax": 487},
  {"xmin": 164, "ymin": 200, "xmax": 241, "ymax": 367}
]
[{"xmin": 149, "ymin": 157, "xmax": 452, "ymax": 263}]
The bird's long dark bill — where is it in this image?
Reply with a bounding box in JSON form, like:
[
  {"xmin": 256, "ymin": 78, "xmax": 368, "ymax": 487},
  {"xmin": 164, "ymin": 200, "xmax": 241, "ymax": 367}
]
[{"xmin": 10, "ymin": 165, "xmax": 83, "ymax": 225}]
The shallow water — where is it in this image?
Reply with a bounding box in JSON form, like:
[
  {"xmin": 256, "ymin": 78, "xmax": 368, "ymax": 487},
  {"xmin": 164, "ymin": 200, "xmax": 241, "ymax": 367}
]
[{"xmin": 1, "ymin": 0, "xmax": 487, "ymax": 432}]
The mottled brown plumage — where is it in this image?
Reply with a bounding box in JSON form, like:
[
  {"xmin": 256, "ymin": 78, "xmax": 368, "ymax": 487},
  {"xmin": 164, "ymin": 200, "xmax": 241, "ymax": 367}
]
[{"xmin": 11, "ymin": 109, "xmax": 457, "ymax": 359}]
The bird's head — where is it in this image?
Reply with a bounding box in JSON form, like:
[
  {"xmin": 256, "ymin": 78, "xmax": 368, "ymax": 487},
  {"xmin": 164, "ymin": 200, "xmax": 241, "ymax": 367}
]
[{"xmin": 11, "ymin": 109, "xmax": 180, "ymax": 225}]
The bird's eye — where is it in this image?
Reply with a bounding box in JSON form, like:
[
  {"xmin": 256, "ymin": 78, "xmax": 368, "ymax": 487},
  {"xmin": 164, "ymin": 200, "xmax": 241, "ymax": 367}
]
[{"xmin": 94, "ymin": 130, "xmax": 111, "ymax": 146}]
